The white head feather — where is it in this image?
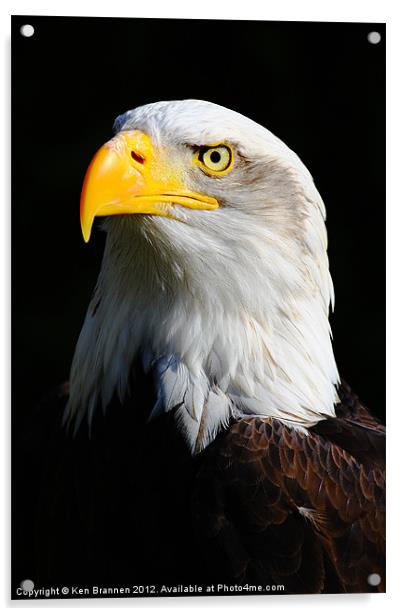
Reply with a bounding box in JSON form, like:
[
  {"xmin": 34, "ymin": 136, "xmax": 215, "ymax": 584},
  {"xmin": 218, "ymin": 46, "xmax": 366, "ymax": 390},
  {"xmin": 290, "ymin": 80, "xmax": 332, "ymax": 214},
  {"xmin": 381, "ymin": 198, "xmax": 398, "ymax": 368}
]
[{"xmin": 66, "ymin": 99, "xmax": 339, "ymax": 453}]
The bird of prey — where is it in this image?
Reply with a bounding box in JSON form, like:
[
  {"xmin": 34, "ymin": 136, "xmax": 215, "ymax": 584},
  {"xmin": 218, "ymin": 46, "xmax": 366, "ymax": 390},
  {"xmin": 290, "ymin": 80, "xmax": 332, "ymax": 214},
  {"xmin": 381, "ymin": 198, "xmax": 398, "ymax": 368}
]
[{"xmin": 26, "ymin": 100, "xmax": 385, "ymax": 595}]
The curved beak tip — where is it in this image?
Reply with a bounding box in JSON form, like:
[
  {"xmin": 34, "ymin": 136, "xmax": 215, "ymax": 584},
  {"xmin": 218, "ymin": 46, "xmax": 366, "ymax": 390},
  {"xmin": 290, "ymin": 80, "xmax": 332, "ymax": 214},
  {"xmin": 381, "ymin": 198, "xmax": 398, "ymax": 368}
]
[{"xmin": 80, "ymin": 212, "xmax": 93, "ymax": 243}]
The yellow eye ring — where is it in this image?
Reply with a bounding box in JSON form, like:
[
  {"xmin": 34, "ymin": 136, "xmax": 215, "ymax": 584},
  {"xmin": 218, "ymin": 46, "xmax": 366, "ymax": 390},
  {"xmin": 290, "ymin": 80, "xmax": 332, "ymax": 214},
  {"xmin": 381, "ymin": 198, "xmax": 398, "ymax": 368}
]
[{"xmin": 194, "ymin": 143, "xmax": 234, "ymax": 175}]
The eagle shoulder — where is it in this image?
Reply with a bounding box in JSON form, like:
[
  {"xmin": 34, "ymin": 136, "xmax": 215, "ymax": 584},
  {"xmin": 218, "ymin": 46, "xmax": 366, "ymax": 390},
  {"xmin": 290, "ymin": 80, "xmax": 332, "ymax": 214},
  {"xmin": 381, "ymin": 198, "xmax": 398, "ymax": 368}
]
[{"xmin": 193, "ymin": 382, "xmax": 385, "ymax": 593}]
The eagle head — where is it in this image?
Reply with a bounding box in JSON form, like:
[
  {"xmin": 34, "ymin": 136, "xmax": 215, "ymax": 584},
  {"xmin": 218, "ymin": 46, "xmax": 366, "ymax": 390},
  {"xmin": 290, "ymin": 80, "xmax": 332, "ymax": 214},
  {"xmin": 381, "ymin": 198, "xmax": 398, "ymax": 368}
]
[{"xmin": 66, "ymin": 99, "xmax": 339, "ymax": 454}]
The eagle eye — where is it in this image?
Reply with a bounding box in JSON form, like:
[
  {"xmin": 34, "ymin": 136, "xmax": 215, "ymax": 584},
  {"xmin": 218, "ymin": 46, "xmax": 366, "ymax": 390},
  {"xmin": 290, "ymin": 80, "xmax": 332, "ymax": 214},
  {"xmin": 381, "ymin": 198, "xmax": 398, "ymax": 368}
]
[{"xmin": 196, "ymin": 144, "xmax": 233, "ymax": 175}]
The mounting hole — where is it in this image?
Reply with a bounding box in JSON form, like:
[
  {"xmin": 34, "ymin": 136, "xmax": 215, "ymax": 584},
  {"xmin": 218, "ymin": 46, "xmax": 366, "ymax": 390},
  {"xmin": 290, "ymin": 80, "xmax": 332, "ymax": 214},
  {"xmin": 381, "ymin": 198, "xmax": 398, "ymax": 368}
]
[
  {"xmin": 367, "ymin": 31, "xmax": 381, "ymax": 45},
  {"xmin": 20, "ymin": 24, "xmax": 34, "ymax": 38},
  {"xmin": 20, "ymin": 579, "xmax": 34, "ymax": 592},
  {"xmin": 367, "ymin": 573, "xmax": 381, "ymax": 586}
]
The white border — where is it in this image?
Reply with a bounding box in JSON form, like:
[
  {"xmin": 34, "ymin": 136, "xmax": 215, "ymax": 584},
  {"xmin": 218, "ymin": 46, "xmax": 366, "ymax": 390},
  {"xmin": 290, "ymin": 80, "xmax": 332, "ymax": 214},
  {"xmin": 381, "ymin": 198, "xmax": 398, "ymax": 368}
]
[
  {"xmin": 1, "ymin": 0, "xmax": 401, "ymax": 613},
  {"xmin": 0, "ymin": 0, "xmax": 393, "ymax": 21}
]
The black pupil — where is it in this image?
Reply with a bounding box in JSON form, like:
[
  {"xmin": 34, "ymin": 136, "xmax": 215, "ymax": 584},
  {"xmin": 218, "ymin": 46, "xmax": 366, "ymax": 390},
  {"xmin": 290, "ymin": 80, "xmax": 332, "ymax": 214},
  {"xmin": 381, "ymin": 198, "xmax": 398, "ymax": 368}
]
[{"xmin": 210, "ymin": 150, "xmax": 221, "ymax": 164}]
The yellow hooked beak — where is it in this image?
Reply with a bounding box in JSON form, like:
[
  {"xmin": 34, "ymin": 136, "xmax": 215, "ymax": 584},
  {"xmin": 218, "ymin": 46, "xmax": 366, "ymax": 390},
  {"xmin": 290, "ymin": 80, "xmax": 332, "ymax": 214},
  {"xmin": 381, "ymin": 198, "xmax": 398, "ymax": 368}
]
[{"xmin": 80, "ymin": 130, "xmax": 219, "ymax": 242}]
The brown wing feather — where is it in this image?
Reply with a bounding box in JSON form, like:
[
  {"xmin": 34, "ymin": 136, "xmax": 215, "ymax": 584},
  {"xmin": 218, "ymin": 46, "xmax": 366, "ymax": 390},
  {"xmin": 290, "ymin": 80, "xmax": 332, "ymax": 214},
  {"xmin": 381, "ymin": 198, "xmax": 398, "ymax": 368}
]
[
  {"xmin": 15, "ymin": 377, "xmax": 384, "ymax": 595},
  {"xmin": 193, "ymin": 382, "xmax": 385, "ymax": 593}
]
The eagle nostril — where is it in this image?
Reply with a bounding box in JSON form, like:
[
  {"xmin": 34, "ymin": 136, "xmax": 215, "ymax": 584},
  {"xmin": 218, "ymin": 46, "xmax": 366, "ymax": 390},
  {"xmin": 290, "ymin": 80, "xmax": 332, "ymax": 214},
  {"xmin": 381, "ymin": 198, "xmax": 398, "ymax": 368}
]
[{"xmin": 131, "ymin": 150, "xmax": 146, "ymax": 164}]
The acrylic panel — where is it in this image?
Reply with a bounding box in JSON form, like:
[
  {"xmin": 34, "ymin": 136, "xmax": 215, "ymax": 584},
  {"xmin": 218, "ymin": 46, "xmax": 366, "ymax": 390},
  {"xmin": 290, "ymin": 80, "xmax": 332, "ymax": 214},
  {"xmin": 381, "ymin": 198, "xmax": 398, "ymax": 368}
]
[{"xmin": 11, "ymin": 16, "xmax": 385, "ymax": 600}]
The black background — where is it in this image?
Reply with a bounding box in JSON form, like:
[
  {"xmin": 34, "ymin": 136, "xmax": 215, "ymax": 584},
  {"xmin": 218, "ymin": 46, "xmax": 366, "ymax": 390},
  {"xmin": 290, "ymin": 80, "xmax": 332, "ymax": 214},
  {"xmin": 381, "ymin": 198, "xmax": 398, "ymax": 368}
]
[
  {"xmin": 12, "ymin": 16, "xmax": 385, "ymax": 422},
  {"xmin": 11, "ymin": 16, "xmax": 385, "ymax": 596}
]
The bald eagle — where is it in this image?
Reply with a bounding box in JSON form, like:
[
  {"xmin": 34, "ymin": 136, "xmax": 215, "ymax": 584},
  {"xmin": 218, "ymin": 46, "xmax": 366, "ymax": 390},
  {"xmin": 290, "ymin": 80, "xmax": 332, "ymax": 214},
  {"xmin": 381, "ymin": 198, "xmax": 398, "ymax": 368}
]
[{"xmin": 28, "ymin": 101, "xmax": 384, "ymax": 595}]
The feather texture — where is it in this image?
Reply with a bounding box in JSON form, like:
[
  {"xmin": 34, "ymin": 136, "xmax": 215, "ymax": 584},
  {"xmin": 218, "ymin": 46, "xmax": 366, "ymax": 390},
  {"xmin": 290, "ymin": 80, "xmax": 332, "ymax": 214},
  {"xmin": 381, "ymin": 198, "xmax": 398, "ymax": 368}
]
[
  {"xmin": 15, "ymin": 379, "xmax": 384, "ymax": 594},
  {"xmin": 193, "ymin": 381, "xmax": 385, "ymax": 593}
]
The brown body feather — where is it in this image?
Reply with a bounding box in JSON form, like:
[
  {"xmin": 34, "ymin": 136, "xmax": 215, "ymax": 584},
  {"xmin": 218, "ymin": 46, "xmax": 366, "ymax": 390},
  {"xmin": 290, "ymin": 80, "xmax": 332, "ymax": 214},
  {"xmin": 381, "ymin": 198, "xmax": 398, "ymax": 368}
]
[
  {"xmin": 13, "ymin": 377, "xmax": 384, "ymax": 595},
  {"xmin": 193, "ymin": 380, "xmax": 385, "ymax": 593}
]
